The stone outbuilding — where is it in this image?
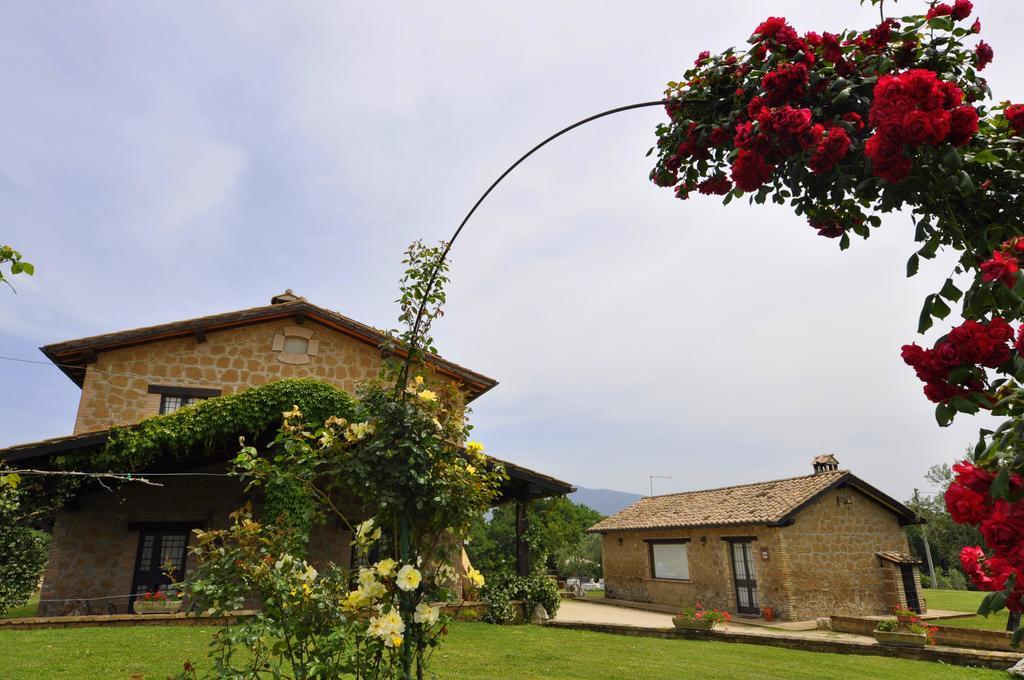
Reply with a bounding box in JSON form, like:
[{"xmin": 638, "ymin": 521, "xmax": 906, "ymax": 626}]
[
  {"xmin": 589, "ymin": 456, "xmax": 925, "ymax": 621},
  {"xmin": 1, "ymin": 292, "xmax": 573, "ymax": 616}
]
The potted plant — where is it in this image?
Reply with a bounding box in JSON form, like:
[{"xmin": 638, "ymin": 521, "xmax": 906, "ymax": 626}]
[
  {"xmin": 892, "ymin": 608, "xmax": 917, "ymax": 624},
  {"xmin": 873, "ymin": 619, "xmax": 927, "ymax": 647},
  {"xmin": 132, "ymin": 589, "xmax": 183, "ymax": 614},
  {"xmin": 672, "ymin": 602, "xmax": 731, "ymax": 630},
  {"xmin": 762, "ymin": 606, "xmax": 775, "ymax": 622}
]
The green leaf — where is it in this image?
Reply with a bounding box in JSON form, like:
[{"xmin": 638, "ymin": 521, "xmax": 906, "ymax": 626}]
[
  {"xmin": 970, "ymin": 149, "xmax": 999, "ymax": 164},
  {"xmin": 939, "ymin": 278, "xmax": 962, "ymax": 302},
  {"xmin": 934, "ymin": 402, "xmax": 955, "ymax": 427},
  {"xmin": 906, "ymin": 254, "xmax": 920, "ymax": 278},
  {"xmin": 990, "ymin": 467, "xmax": 1011, "ymax": 500},
  {"xmin": 930, "ymin": 296, "xmax": 951, "ymax": 320},
  {"xmin": 957, "ymin": 170, "xmax": 975, "ymax": 194},
  {"xmin": 918, "ymin": 297, "xmax": 934, "ymax": 334},
  {"xmin": 941, "ymin": 146, "xmax": 962, "ymax": 170}
]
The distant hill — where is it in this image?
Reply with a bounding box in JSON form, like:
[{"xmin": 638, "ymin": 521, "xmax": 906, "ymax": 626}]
[{"xmin": 570, "ymin": 486, "xmax": 643, "ymax": 516}]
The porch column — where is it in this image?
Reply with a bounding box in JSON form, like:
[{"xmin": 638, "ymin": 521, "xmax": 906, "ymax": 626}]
[{"xmin": 515, "ymin": 498, "xmax": 530, "ymax": 577}]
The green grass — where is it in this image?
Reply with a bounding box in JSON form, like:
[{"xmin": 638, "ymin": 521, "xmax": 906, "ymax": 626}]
[
  {"xmin": 923, "ymin": 588, "xmax": 1011, "ymax": 632},
  {"xmin": 0, "ymin": 622, "xmax": 1005, "ymax": 679},
  {"xmin": 2, "ymin": 592, "xmax": 39, "ymax": 619},
  {"xmin": 584, "ymin": 588, "xmax": 605, "ymax": 599}
]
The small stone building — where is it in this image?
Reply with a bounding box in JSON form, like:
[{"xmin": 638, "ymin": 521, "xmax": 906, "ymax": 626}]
[
  {"xmin": 1, "ymin": 292, "xmax": 572, "ymax": 616},
  {"xmin": 589, "ymin": 455, "xmax": 925, "ymax": 621}
]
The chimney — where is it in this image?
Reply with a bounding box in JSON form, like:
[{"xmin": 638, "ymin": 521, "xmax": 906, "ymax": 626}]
[
  {"xmin": 812, "ymin": 454, "xmax": 839, "ymax": 474},
  {"xmin": 271, "ymin": 289, "xmax": 304, "ymax": 305}
]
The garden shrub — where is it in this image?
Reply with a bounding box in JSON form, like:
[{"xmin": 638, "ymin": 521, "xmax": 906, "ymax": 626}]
[
  {"xmin": 481, "ymin": 572, "xmax": 560, "ymax": 624},
  {"xmin": 0, "ymin": 525, "xmax": 49, "ymax": 617}
]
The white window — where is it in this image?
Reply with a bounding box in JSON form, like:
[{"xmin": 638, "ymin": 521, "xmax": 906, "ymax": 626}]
[{"xmin": 651, "ymin": 542, "xmax": 690, "ymax": 580}]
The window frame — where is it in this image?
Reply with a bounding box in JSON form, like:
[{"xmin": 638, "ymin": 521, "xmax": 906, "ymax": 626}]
[
  {"xmin": 645, "ymin": 538, "xmax": 691, "ymax": 581},
  {"xmin": 148, "ymin": 385, "xmax": 221, "ymax": 415}
]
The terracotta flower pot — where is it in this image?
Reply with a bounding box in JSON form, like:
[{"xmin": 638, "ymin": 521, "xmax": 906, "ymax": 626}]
[
  {"xmin": 672, "ymin": 616, "xmax": 715, "ymax": 630},
  {"xmin": 762, "ymin": 607, "xmax": 775, "ymax": 622},
  {"xmin": 895, "ymin": 614, "xmax": 916, "ymax": 623},
  {"xmin": 874, "ymin": 630, "xmax": 927, "ymax": 648}
]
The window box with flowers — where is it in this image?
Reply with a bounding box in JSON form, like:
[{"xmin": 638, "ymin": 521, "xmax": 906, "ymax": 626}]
[
  {"xmin": 132, "ymin": 590, "xmax": 183, "ymax": 614},
  {"xmin": 672, "ymin": 602, "xmax": 730, "ymax": 630}
]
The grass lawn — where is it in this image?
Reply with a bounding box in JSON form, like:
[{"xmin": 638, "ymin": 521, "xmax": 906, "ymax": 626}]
[
  {"xmin": 584, "ymin": 588, "xmax": 605, "ymax": 599},
  {"xmin": 2, "ymin": 592, "xmax": 39, "ymax": 619},
  {"xmin": 0, "ymin": 622, "xmax": 1006, "ymax": 679},
  {"xmin": 923, "ymin": 588, "xmax": 1011, "ymax": 632}
]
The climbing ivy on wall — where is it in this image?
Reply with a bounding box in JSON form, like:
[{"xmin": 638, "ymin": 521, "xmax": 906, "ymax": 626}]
[{"xmin": 59, "ymin": 377, "xmax": 360, "ymax": 472}]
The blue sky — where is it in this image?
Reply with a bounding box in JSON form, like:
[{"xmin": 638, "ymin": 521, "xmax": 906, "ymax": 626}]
[{"xmin": 1, "ymin": 1, "xmax": 1021, "ymax": 502}]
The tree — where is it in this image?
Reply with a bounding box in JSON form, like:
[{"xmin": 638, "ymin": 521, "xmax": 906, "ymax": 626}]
[
  {"xmin": 467, "ymin": 497, "xmax": 604, "ymax": 580},
  {"xmin": 650, "ymin": 1, "xmax": 1024, "ymax": 641}
]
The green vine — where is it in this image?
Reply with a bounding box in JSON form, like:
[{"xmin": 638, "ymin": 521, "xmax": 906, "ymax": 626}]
[{"xmin": 56, "ymin": 378, "xmax": 360, "ymax": 472}]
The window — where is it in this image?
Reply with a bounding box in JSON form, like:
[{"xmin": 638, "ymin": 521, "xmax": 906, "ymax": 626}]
[
  {"xmin": 149, "ymin": 385, "xmax": 222, "ymax": 415},
  {"xmin": 282, "ymin": 336, "xmax": 310, "ymax": 355},
  {"xmin": 130, "ymin": 529, "xmax": 190, "ymax": 600},
  {"xmin": 649, "ymin": 541, "xmax": 690, "ymax": 580},
  {"xmin": 159, "ymin": 394, "xmax": 198, "ymax": 414}
]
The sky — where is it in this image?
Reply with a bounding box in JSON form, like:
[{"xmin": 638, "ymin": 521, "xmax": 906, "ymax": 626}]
[{"xmin": 1, "ymin": 1, "xmax": 1021, "ymax": 503}]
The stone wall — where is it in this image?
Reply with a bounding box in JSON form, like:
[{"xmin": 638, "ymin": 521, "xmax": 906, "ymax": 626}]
[
  {"xmin": 600, "ymin": 524, "xmax": 792, "ymax": 618},
  {"xmin": 780, "ymin": 487, "xmax": 918, "ymax": 620},
  {"xmin": 72, "ymin": 319, "xmax": 386, "ymax": 434},
  {"xmin": 37, "ymin": 462, "xmax": 362, "ymax": 616}
]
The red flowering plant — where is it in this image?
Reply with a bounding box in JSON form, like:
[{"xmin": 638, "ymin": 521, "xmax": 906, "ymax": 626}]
[{"xmin": 651, "ymin": 0, "xmax": 1024, "ymax": 645}]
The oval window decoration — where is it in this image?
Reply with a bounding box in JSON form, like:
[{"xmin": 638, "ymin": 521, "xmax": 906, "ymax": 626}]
[{"xmin": 272, "ymin": 325, "xmax": 319, "ymax": 365}]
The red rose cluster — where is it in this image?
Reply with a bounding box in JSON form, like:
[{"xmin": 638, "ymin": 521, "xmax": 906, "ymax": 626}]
[
  {"xmin": 900, "ymin": 317, "xmax": 1013, "ymax": 403},
  {"xmin": 730, "ymin": 99, "xmax": 852, "ymax": 191},
  {"xmin": 865, "ymin": 69, "xmax": 979, "ymax": 183},
  {"xmin": 1006, "ymin": 105, "xmax": 1024, "ymax": 135},
  {"xmin": 980, "ymin": 237, "xmax": 1024, "ymax": 289},
  {"xmin": 947, "ymin": 461, "xmax": 1024, "ymax": 612},
  {"xmin": 926, "ymin": 0, "xmax": 973, "ymax": 21}
]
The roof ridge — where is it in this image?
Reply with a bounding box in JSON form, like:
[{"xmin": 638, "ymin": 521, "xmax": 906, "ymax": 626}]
[{"xmin": 642, "ymin": 469, "xmax": 848, "ymax": 500}]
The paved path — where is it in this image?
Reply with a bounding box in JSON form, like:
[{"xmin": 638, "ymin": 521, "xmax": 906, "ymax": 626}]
[{"xmin": 556, "ymin": 600, "xmax": 886, "ymax": 643}]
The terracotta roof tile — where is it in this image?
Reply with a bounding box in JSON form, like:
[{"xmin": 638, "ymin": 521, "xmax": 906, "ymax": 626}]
[{"xmin": 588, "ymin": 470, "xmax": 849, "ymax": 532}]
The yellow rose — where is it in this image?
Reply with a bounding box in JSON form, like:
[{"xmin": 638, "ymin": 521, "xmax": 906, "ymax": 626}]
[
  {"xmin": 396, "ymin": 565, "xmax": 422, "ymax": 592},
  {"xmin": 418, "ymin": 390, "xmax": 438, "ymax": 403}
]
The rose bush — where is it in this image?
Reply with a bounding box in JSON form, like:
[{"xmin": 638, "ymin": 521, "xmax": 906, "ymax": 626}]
[{"xmin": 650, "ymin": 0, "xmax": 1023, "ymax": 642}]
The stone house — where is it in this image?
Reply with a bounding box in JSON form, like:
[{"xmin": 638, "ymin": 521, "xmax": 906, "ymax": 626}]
[
  {"xmin": 589, "ymin": 455, "xmax": 924, "ymax": 621},
  {"xmin": 0, "ymin": 291, "xmax": 572, "ymax": 616}
]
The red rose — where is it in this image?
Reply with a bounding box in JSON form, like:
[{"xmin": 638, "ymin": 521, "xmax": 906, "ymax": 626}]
[
  {"xmin": 960, "ymin": 546, "xmax": 991, "ymax": 589},
  {"xmin": 809, "ymin": 127, "xmax": 851, "ymax": 174},
  {"xmin": 975, "ymin": 41, "xmax": 993, "ymax": 70},
  {"xmin": 822, "ymin": 32, "xmax": 843, "ymax": 63},
  {"xmin": 953, "ymin": 461, "xmax": 995, "ymax": 494},
  {"xmin": 947, "ymin": 105, "xmax": 979, "ymax": 146},
  {"xmin": 1006, "ymin": 105, "xmax": 1024, "ymax": 134},
  {"xmin": 971, "ymin": 18, "xmax": 981, "ymax": 33},
  {"xmin": 945, "ymin": 482, "xmax": 990, "ymax": 524},
  {"xmin": 980, "ymin": 251, "xmax": 1019, "ymax": 288},
  {"xmin": 926, "ymin": 3, "xmax": 952, "ymax": 19},
  {"xmin": 709, "ymin": 127, "xmax": 729, "ymax": 147},
  {"xmin": 769, "ymin": 106, "xmax": 813, "ymax": 136},
  {"xmin": 980, "ymin": 501, "xmax": 1024, "ymax": 551},
  {"xmin": 730, "ymin": 149, "xmax": 774, "ymax": 192},
  {"xmin": 697, "ymin": 174, "xmax": 733, "ymax": 195},
  {"xmin": 694, "ymin": 50, "xmax": 710, "ymax": 66},
  {"xmin": 939, "ymin": 81, "xmax": 964, "ymax": 108},
  {"xmin": 951, "ymin": 0, "xmax": 973, "ymax": 21},
  {"xmin": 761, "ymin": 63, "xmax": 808, "ymax": 105},
  {"xmin": 901, "ymin": 110, "xmax": 936, "ymax": 146}
]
